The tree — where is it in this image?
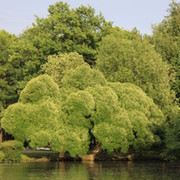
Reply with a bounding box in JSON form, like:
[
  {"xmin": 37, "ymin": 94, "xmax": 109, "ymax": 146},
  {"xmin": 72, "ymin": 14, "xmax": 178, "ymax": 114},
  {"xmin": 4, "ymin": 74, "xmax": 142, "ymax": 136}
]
[
  {"xmin": 150, "ymin": 0, "xmax": 180, "ymax": 103},
  {"xmin": 96, "ymin": 28, "xmax": 174, "ymax": 113},
  {"xmin": 1, "ymin": 75, "xmax": 63, "ymax": 141},
  {"xmin": 0, "ymin": 30, "xmax": 16, "ymax": 109},
  {"xmin": 1, "ymin": 75, "xmax": 90, "ymax": 157},
  {"xmin": 22, "ymin": 1, "xmax": 112, "ymax": 65},
  {"xmin": 60, "ymin": 59, "xmax": 164, "ymax": 153},
  {"xmin": 8, "ymin": 38, "xmax": 40, "ymax": 92}
]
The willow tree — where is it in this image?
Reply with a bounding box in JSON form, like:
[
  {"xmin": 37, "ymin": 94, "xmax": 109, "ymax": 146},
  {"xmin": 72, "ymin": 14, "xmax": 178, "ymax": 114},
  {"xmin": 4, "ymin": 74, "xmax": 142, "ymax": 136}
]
[
  {"xmin": 60, "ymin": 59, "xmax": 164, "ymax": 153},
  {"xmin": 1, "ymin": 75, "xmax": 90, "ymax": 157}
]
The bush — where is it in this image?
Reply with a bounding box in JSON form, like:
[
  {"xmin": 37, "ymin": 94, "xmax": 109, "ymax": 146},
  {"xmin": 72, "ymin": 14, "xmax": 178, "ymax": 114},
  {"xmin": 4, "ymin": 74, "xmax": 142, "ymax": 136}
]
[
  {"xmin": 163, "ymin": 110, "xmax": 180, "ymax": 161},
  {"xmin": 1, "ymin": 140, "xmax": 23, "ymax": 162},
  {"xmin": 0, "ymin": 151, "xmax": 5, "ymax": 162}
]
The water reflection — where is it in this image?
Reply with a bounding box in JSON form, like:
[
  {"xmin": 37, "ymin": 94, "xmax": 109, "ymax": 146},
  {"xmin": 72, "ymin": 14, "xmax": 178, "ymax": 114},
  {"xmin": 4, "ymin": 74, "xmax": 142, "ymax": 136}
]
[{"xmin": 0, "ymin": 161, "xmax": 180, "ymax": 180}]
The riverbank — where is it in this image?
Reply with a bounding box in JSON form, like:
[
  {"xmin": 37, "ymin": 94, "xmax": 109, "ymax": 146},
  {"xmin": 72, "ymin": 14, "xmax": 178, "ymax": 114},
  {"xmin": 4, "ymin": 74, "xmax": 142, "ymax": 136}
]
[{"xmin": 21, "ymin": 150, "xmax": 163, "ymax": 163}]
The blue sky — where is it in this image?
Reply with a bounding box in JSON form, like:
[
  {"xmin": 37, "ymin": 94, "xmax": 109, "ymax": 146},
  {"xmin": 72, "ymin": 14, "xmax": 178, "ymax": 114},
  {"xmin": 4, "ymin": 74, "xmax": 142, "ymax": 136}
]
[{"xmin": 0, "ymin": 0, "xmax": 177, "ymax": 35}]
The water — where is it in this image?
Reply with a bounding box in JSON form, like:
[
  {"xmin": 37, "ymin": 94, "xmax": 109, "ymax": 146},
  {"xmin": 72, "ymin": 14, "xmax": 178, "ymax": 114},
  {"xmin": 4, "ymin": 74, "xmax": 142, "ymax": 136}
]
[{"xmin": 0, "ymin": 161, "xmax": 180, "ymax": 180}]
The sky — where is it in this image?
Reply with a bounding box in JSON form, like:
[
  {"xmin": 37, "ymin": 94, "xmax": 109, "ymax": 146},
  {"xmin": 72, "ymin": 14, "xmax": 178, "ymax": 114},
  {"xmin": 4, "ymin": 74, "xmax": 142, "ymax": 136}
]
[{"xmin": 0, "ymin": 0, "xmax": 178, "ymax": 35}]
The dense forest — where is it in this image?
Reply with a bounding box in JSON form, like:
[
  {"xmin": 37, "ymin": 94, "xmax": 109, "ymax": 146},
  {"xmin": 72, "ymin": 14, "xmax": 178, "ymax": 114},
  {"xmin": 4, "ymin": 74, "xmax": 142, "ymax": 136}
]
[{"xmin": 0, "ymin": 1, "xmax": 180, "ymax": 161}]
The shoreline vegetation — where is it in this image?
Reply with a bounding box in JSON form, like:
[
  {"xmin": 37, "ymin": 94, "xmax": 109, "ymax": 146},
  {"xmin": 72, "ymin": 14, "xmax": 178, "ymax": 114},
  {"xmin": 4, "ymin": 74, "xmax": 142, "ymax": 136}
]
[{"xmin": 0, "ymin": 1, "xmax": 180, "ymax": 163}]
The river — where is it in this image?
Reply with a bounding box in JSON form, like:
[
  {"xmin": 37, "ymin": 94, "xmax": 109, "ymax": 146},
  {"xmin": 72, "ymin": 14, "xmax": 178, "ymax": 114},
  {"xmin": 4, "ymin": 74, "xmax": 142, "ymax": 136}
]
[{"xmin": 0, "ymin": 161, "xmax": 180, "ymax": 179}]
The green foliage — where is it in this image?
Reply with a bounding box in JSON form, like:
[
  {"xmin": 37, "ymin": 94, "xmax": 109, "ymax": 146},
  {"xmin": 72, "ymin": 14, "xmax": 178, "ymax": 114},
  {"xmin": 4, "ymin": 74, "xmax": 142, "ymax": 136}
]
[
  {"xmin": 1, "ymin": 75, "xmax": 64, "ymax": 142},
  {"xmin": 92, "ymin": 105, "xmax": 133, "ymax": 153},
  {"xmin": 0, "ymin": 102, "xmax": 4, "ymax": 119},
  {"xmin": 20, "ymin": 1, "xmax": 112, "ymax": 65},
  {"xmin": 19, "ymin": 74, "xmax": 60, "ymax": 104},
  {"xmin": 60, "ymin": 62, "xmax": 164, "ymax": 153},
  {"xmin": 50, "ymin": 125, "xmax": 90, "ymax": 157},
  {"xmin": 150, "ymin": 1, "xmax": 180, "ymax": 103},
  {"xmin": 0, "ymin": 2, "xmax": 112, "ymax": 119},
  {"xmin": 93, "ymin": 122, "xmax": 130, "ymax": 153},
  {"xmin": 1, "ymin": 103, "xmax": 29, "ymax": 141},
  {"xmin": 87, "ymin": 85, "xmax": 119, "ymax": 125},
  {"xmin": 42, "ymin": 52, "xmax": 84, "ymax": 86},
  {"xmin": 1, "ymin": 74, "xmax": 90, "ymax": 157},
  {"xmin": 29, "ymin": 130, "xmax": 51, "ymax": 149},
  {"xmin": 63, "ymin": 127, "xmax": 90, "ymax": 157},
  {"xmin": 163, "ymin": 108, "xmax": 180, "ymax": 161},
  {"xmin": 62, "ymin": 63, "xmax": 107, "ymax": 91},
  {"xmin": 37, "ymin": 1, "xmax": 112, "ymax": 64},
  {"xmin": 60, "ymin": 62, "xmax": 107, "ymax": 103},
  {"xmin": 0, "ymin": 30, "xmax": 17, "ymax": 109},
  {"xmin": 109, "ymin": 82, "xmax": 164, "ymax": 150},
  {"xmin": 8, "ymin": 38, "xmax": 41, "ymax": 97},
  {"xmin": 0, "ymin": 151, "xmax": 5, "ymax": 162},
  {"xmin": 2, "ymin": 96, "xmax": 64, "ymax": 143},
  {"xmin": 0, "ymin": 140, "xmax": 23, "ymax": 162},
  {"xmin": 0, "ymin": 30, "xmax": 15, "ymax": 63},
  {"xmin": 2, "ymin": 49, "xmax": 166, "ymax": 156},
  {"xmin": 1, "ymin": 1, "xmax": 176, "ymax": 158},
  {"xmin": 96, "ymin": 28, "xmax": 173, "ymax": 113},
  {"xmin": 64, "ymin": 90, "xmax": 94, "ymax": 128}
]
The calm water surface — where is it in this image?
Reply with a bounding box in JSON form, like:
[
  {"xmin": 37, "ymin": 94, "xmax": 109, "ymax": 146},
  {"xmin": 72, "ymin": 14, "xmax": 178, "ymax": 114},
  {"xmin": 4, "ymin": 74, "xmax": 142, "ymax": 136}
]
[{"xmin": 0, "ymin": 161, "xmax": 180, "ymax": 180}]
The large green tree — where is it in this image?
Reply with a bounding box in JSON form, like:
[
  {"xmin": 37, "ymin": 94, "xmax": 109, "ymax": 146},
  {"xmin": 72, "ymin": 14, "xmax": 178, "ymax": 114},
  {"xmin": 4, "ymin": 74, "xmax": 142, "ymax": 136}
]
[
  {"xmin": 150, "ymin": 0, "xmax": 180, "ymax": 103},
  {"xmin": 59, "ymin": 55, "xmax": 164, "ymax": 153},
  {"xmin": 0, "ymin": 30, "xmax": 16, "ymax": 109},
  {"xmin": 1, "ymin": 74, "xmax": 90, "ymax": 157},
  {"xmin": 96, "ymin": 28, "xmax": 174, "ymax": 114},
  {"xmin": 61, "ymin": 66, "xmax": 164, "ymax": 152},
  {"xmin": 21, "ymin": 1, "xmax": 112, "ymax": 65}
]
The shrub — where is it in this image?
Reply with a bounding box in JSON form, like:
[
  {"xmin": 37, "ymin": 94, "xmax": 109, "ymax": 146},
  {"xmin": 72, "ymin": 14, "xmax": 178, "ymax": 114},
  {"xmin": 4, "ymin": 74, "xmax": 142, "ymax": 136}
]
[
  {"xmin": 0, "ymin": 151, "xmax": 5, "ymax": 162},
  {"xmin": 1, "ymin": 140, "xmax": 23, "ymax": 162}
]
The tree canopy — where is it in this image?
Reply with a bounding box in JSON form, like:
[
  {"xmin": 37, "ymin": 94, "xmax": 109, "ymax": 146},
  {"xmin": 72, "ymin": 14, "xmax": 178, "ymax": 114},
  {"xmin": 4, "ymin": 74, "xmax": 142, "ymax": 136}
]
[
  {"xmin": 1, "ymin": 74, "xmax": 90, "ymax": 157},
  {"xmin": 22, "ymin": 1, "xmax": 112, "ymax": 65},
  {"xmin": 150, "ymin": 0, "xmax": 180, "ymax": 104},
  {"xmin": 0, "ymin": 30, "xmax": 16, "ymax": 109},
  {"xmin": 96, "ymin": 28, "xmax": 174, "ymax": 113},
  {"xmin": 1, "ymin": 54, "xmax": 164, "ymax": 156}
]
